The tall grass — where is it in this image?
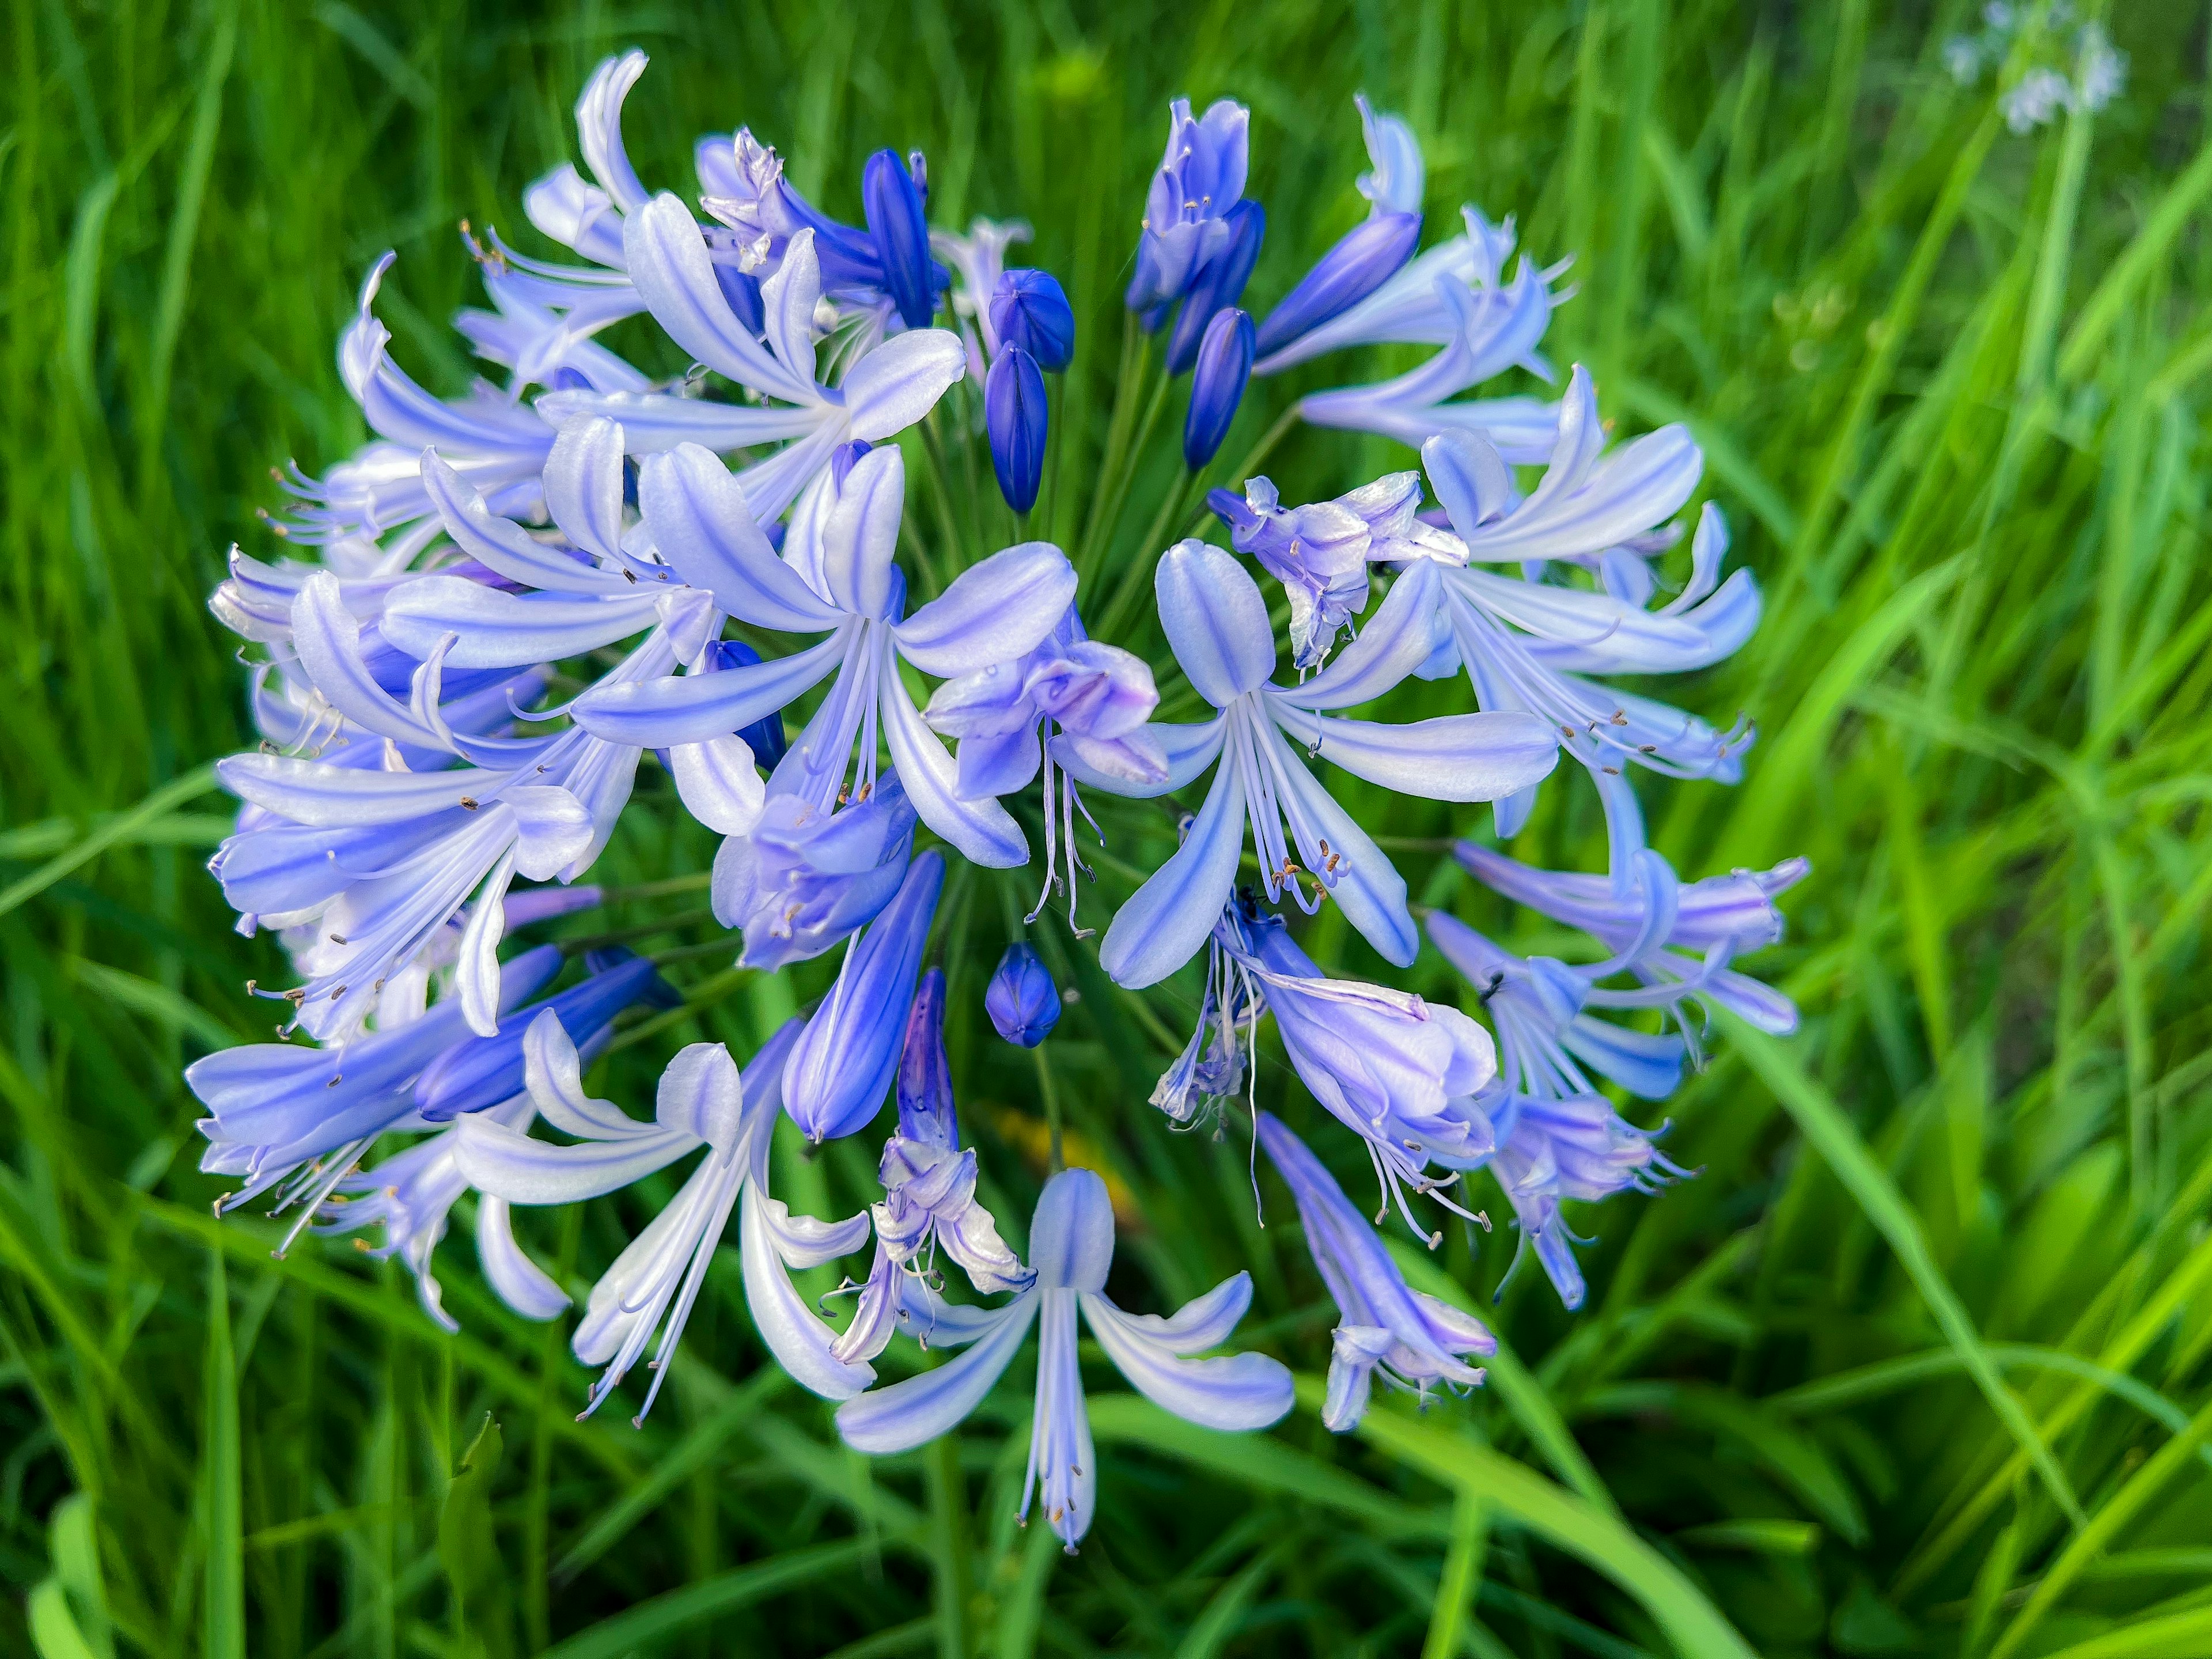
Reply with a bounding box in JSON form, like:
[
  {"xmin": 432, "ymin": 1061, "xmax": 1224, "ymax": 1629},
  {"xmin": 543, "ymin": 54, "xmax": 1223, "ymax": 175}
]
[{"xmin": 5, "ymin": 1, "xmax": 2212, "ymax": 1654}]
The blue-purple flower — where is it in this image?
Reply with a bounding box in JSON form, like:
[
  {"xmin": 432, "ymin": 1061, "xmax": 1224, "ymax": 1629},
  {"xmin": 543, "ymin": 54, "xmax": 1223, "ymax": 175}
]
[
  {"xmin": 1256, "ymin": 1112, "xmax": 1493, "ymax": 1430},
  {"xmin": 924, "ymin": 603, "xmax": 1164, "ymax": 931},
  {"xmin": 458, "ymin": 1014, "xmax": 877, "ymax": 1420},
  {"xmin": 713, "ymin": 774, "xmax": 919, "ymax": 971},
  {"xmin": 573, "ymin": 442, "xmax": 1075, "ymax": 866},
  {"xmin": 1069, "ymin": 539, "xmax": 1556, "ymax": 986},
  {"xmin": 1126, "ymin": 98, "xmax": 1252, "ymax": 315},
  {"xmin": 833, "ymin": 970, "xmax": 1033, "ymax": 1363},
  {"xmin": 835, "ymin": 1167, "xmax": 1292, "ymax": 1549}
]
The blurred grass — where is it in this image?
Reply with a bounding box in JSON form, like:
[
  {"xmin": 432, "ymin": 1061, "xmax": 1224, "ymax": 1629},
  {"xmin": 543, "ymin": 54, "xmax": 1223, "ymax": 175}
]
[{"xmin": 6, "ymin": 0, "xmax": 2212, "ymax": 1654}]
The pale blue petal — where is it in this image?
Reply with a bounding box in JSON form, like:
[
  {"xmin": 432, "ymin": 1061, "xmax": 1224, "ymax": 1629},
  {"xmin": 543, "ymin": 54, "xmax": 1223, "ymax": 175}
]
[
  {"xmin": 1099, "ymin": 758, "xmax": 1247, "ymax": 988},
  {"xmin": 881, "ymin": 666, "xmax": 1028, "ymax": 866},
  {"xmin": 572, "ymin": 630, "xmax": 845, "ymax": 746},
  {"xmin": 1284, "ymin": 706, "xmax": 1559, "ymax": 802},
  {"xmin": 535, "ymin": 388, "xmax": 828, "ymax": 452},
  {"xmin": 423, "ymin": 450, "xmax": 624, "ymax": 594},
  {"xmin": 475, "ymin": 1196, "xmax": 572, "ymax": 1319},
  {"xmin": 835, "ymin": 1294, "xmax": 1037, "ymax": 1451},
  {"xmin": 382, "ymin": 578, "xmax": 660, "ymax": 667},
  {"xmin": 1155, "ymin": 539, "xmax": 1276, "ymax": 707},
  {"xmin": 893, "ymin": 541, "xmax": 1076, "ymax": 677},
  {"xmin": 1048, "ymin": 716, "xmax": 1223, "ymax": 800},
  {"xmin": 637, "ymin": 445, "xmax": 840, "ymax": 631},
  {"xmin": 843, "ymin": 329, "xmax": 969, "ymax": 442},
  {"xmin": 1081, "ymin": 1295, "xmax": 1294, "ymax": 1430},
  {"xmin": 623, "ymin": 193, "xmax": 820, "ymax": 406},
  {"xmin": 455, "ymin": 1115, "xmax": 698, "ymax": 1203}
]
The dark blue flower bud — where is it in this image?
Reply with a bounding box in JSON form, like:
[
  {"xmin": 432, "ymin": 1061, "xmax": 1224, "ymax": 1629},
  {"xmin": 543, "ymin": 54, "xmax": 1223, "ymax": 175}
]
[
  {"xmin": 713, "ymin": 263, "xmax": 767, "ymax": 338},
  {"xmin": 1166, "ymin": 202, "xmax": 1266, "ymax": 376},
  {"xmin": 1184, "ymin": 308, "xmax": 1255, "ymax": 470},
  {"xmin": 1252, "ymin": 211, "xmax": 1421, "ymax": 360},
  {"xmin": 896, "ymin": 967, "xmax": 959, "ymax": 1144},
  {"xmin": 984, "ymin": 943, "xmax": 1060, "ymax": 1047},
  {"xmin": 989, "ymin": 269, "xmax": 1077, "ymax": 371},
  {"xmin": 985, "ymin": 345, "xmax": 1048, "ymax": 514},
  {"xmin": 862, "ymin": 147, "xmax": 934, "ymax": 329}
]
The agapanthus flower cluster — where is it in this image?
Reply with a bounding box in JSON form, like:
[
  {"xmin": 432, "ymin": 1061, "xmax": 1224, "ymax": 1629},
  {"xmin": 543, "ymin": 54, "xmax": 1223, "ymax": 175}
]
[
  {"xmin": 190, "ymin": 54, "xmax": 1805, "ymax": 1549},
  {"xmin": 1944, "ymin": 3, "xmax": 2127, "ymax": 133}
]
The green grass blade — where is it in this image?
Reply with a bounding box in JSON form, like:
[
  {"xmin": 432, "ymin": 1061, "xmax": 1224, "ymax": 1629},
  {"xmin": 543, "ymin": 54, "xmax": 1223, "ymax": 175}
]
[{"xmin": 1725, "ymin": 1016, "xmax": 2085, "ymax": 1527}]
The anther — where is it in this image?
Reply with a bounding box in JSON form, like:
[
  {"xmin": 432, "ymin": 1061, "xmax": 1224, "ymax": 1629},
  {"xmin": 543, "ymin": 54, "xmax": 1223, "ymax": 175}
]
[{"xmin": 459, "ymin": 796, "xmax": 479, "ymax": 810}]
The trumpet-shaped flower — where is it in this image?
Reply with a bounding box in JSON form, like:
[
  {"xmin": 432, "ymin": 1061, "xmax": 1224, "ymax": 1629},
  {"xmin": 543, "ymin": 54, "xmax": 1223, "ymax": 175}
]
[
  {"xmin": 1374, "ymin": 392, "xmax": 1762, "ymax": 834},
  {"xmin": 1068, "ymin": 539, "xmax": 1555, "ymax": 987},
  {"xmin": 1206, "ymin": 469, "xmax": 1456, "ymax": 669},
  {"xmin": 1255, "ymin": 1112, "xmax": 1493, "ymax": 1430},
  {"xmin": 713, "ymin": 773, "xmax": 919, "ymax": 971},
  {"xmin": 1126, "ymin": 99, "xmax": 1252, "ymax": 314},
  {"xmin": 458, "ymin": 1013, "xmax": 877, "ymax": 1421},
  {"xmin": 1424, "ymin": 909, "xmax": 1695, "ymax": 1309},
  {"xmin": 924, "ymin": 603, "xmax": 1164, "ymax": 931},
  {"xmin": 833, "ymin": 970, "xmax": 1033, "ymax": 1363},
  {"xmin": 1177, "ymin": 902, "xmax": 1501, "ymax": 1232},
  {"xmin": 836, "ymin": 1168, "xmax": 1293, "ymax": 1549},
  {"xmin": 574, "ymin": 442, "xmax": 1075, "ymax": 866},
  {"xmin": 538, "ymin": 200, "xmax": 965, "ymax": 518}
]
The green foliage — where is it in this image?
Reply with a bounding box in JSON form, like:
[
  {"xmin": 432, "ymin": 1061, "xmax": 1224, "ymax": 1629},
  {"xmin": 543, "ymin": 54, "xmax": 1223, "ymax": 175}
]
[{"xmin": 3, "ymin": 0, "xmax": 2211, "ymax": 1653}]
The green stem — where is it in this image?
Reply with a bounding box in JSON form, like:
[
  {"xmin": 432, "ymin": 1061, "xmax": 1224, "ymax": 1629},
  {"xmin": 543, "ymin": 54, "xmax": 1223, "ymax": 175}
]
[
  {"xmin": 925, "ymin": 1434, "xmax": 975, "ymax": 1659},
  {"xmin": 1032, "ymin": 1043, "xmax": 1065, "ymax": 1173},
  {"xmin": 1075, "ymin": 315, "xmax": 1145, "ymax": 570},
  {"xmin": 1422, "ymin": 1493, "xmax": 1489, "ymax": 1659}
]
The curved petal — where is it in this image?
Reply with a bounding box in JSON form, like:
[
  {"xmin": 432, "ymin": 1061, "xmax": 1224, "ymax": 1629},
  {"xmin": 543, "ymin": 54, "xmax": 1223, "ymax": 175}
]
[
  {"xmin": 217, "ymin": 753, "xmax": 493, "ymax": 827},
  {"xmin": 1274, "ymin": 560, "xmax": 1446, "ymax": 713},
  {"xmin": 542, "ymin": 415, "xmax": 630, "ymax": 562},
  {"xmin": 637, "ymin": 445, "xmax": 840, "ymax": 631},
  {"xmin": 475, "ymin": 1196, "xmax": 572, "ymax": 1319},
  {"xmin": 670, "ymin": 734, "xmax": 766, "ymax": 835},
  {"xmin": 881, "ymin": 664, "xmax": 1028, "ymax": 867},
  {"xmin": 623, "ymin": 193, "xmax": 820, "ymax": 405},
  {"xmin": 740, "ymin": 1181, "xmax": 880, "ymax": 1400},
  {"xmin": 1081, "ymin": 1295, "xmax": 1294, "ymax": 1430},
  {"xmin": 843, "ymin": 328, "xmax": 968, "ymax": 442},
  {"xmin": 453, "ymin": 847, "xmax": 516, "ymax": 1036},
  {"xmin": 1048, "ymin": 717, "xmax": 1224, "ymax": 801},
  {"xmin": 834, "ymin": 1294, "xmax": 1037, "ymax": 1452},
  {"xmin": 1099, "ymin": 759, "xmax": 1247, "ymax": 988},
  {"xmin": 455, "ymin": 1115, "xmax": 698, "ymax": 1203},
  {"xmin": 1283, "ymin": 707, "xmax": 1560, "ymax": 803},
  {"xmin": 1156, "ymin": 539, "xmax": 1276, "ymax": 707},
  {"xmin": 1096, "ymin": 1270, "xmax": 1252, "ymax": 1354},
  {"xmin": 382, "ymin": 578, "xmax": 660, "ymax": 668},
  {"xmin": 892, "ymin": 541, "xmax": 1076, "ymax": 677},
  {"xmin": 423, "ymin": 450, "xmax": 623, "ymax": 594},
  {"xmin": 522, "ymin": 1009, "xmax": 658, "ymax": 1141},
  {"xmin": 536, "ymin": 388, "xmax": 828, "ymax": 453},
  {"xmin": 572, "ymin": 630, "xmax": 846, "ymax": 747},
  {"xmin": 817, "ymin": 445, "xmax": 905, "ymax": 619}
]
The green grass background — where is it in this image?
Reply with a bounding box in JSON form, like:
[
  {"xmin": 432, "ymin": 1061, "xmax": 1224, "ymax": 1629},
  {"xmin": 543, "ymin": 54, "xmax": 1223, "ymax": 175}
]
[{"xmin": 7, "ymin": 0, "xmax": 2212, "ymax": 1654}]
